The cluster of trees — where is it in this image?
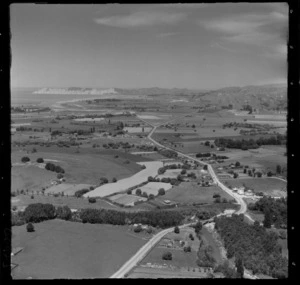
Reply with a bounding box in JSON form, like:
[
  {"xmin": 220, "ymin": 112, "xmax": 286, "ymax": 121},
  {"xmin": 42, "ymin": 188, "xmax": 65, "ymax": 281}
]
[
  {"xmin": 45, "ymin": 162, "xmax": 65, "ymax": 174},
  {"xmin": 136, "ymin": 145, "xmax": 158, "ymax": 152},
  {"xmin": 99, "ymin": 177, "xmax": 109, "ymax": 186},
  {"xmin": 56, "ymin": 205, "xmax": 72, "ymax": 220},
  {"xmin": 214, "ymin": 215, "xmax": 288, "ymax": 278},
  {"xmin": 195, "ymin": 210, "xmax": 215, "ymax": 220},
  {"xmin": 195, "ymin": 152, "xmax": 229, "ymax": 160},
  {"xmin": 103, "ymin": 141, "xmax": 133, "ymax": 150},
  {"xmin": 248, "ymin": 197, "xmax": 287, "ymax": 228},
  {"xmin": 79, "ymin": 208, "xmax": 184, "ymax": 228},
  {"xmin": 241, "ymin": 104, "xmax": 253, "ymax": 114},
  {"xmin": 158, "ymin": 149, "xmax": 178, "ymax": 159},
  {"xmin": 214, "ymin": 134, "xmax": 286, "ymax": 150},
  {"xmin": 214, "ymin": 261, "xmax": 239, "ymax": 278},
  {"xmin": 74, "ymin": 189, "xmax": 90, "ymax": 198},
  {"xmin": 196, "ymin": 152, "xmax": 211, "ymax": 158},
  {"xmin": 16, "ymin": 126, "xmax": 33, "ymax": 132},
  {"xmin": 24, "ymin": 203, "xmax": 56, "ymax": 223}
]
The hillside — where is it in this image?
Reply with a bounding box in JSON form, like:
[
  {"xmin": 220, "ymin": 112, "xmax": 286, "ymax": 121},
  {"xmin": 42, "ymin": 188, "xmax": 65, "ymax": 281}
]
[{"xmin": 193, "ymin": 84, "xmax": 287, "ymax": 111}]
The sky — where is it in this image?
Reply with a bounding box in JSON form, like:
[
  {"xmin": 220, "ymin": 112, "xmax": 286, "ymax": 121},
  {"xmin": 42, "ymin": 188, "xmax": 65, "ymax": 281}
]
[{"xmin": 10, "ymin": 3, "xmax": 288, "ymax": 90}]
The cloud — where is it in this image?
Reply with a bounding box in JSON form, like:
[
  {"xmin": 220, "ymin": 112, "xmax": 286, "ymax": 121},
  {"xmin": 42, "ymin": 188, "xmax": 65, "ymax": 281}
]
[
  {"xmin": 201, "ymin": 11, "xmax": 288, "ymax": 55},
  {"xmin": 160, "ymin": 3, "xmax": 209, "ymax": 9},
  {"xmin": 156, "ymin": 32, "xmax": 177, "ymax": 38},
  {"xmin": 94, "ymin": 10, "xmax": 186, "ymax": 28}
]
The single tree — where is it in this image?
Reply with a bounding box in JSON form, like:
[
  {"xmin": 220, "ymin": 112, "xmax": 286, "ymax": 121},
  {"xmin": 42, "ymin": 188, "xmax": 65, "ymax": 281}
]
[
  {"xmin": 194, "ymin": 221, "xmax": 202, "ymax": 234},
  {"xmin": 135, "ymin": 189, "xmax": 142, "ymax": 196},
  {"xmin": 162, "ymin": 252, "xmax": 172, "ymax": 260},
  {"xmin": 276, "ymin": 165, "xmax": 282, "ymax": 174},
  {"xmin": 235, "ymin": 256, "xmax": 244, "ymax": 278},
  {"xmin": 158, "ymin": 188, "xmax": 166, "ymax": 196},
  {"xmin": 174, "ymin": 226, "xmax": 180, "ymax": 234},
  {"xmin": 263, "ymin": 210, "xmax": 272, "ymax": 228},
  {"xmin": 26, "ymin": 222, "xmax": 35, "ymax": 232},
  {"xmin": 21, "ymin": 156, "xmax": 30, "ymax": 163}
]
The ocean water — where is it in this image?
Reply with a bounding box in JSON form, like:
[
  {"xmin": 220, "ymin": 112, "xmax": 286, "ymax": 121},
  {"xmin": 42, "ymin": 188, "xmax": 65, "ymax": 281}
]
[{"xmin": 10, "ymin": 88, "xmax": 110, "ymax": 107}]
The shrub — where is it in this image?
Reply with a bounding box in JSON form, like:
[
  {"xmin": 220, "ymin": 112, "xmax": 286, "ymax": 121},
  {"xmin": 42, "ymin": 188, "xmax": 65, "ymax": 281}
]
[
  {"xmin": 184, "ymin": 246, "xmax": 191, "ymax": 252},
  {"xmin": 56, "ymin": 205, "xmax": 72, "ymax": 220},
  {"xmin": 189, "ymin": 233, "xmax": 194, "ymax": 240},
  {"xmin": 174, "ymin": 226, "xmax": 180, "ymax": 234},
  {"xmin": 21, "ymin": 156, "xmax": 30, "ymax": 163},
  {"xmin": 88, "ymin": 197, "xmax": 96, "ymax": 203},
  {"xmin": 134, "ymin": 225, "xmax": 142, "ymax": 233},
  {"xmin": 214, "ymin": 197, "xmax": 221, "ymax": 203},
  {"xmin": 162, "ymin": 252, "xmax": 172, "ymax": 260},
  {"xmin": 57, "ymin": 173, "xmax": 64, "ymax": 179},
  {"xmin": 26, "ymin": 223, "xmax": 35, "ymax": 232},
  {"xmin": 146, "ymin": 227, "xmax": 153, "ymax": 234},
  {"xmin": 148, "ymin": 194, "xmax": 155, "ymax": 200},
  {"xmin": 148, "ymin": 176, "xmax": 154, "ymax": 182},
  {"xmin": 142, "ymin": 192, "xmax": 148, "ymax": 198},
  {"xmin": 36, "ymin": 157, "xmax": 44, "ymax": 163},
  {"xmin": 99, "ymin": 177, "xmax": 109, "ymax": 184},
  {"xmin": 194, "ymin": 221, "xmax": 203, "ymax": 234},
  {"xmin": 89, "ymin": 186, "xmax": 95, "ymax": 190},
  {"xmin": 24, "ymin": 203, "xmax": 56, "ymax": 223},
  {"xmin": 213, "ymin": 193, "xmax": 220, "ymax": 198},
  {"xmin": 181, "ymin": 169, "xmax": 187, "ymax": 175},
  {"xmin": 112, "ymin": 177, "xmax": 117, "ymax": 183},
  {"xmin": 127, "ymin": 189, "xmax": 132, "ymax": 195}
]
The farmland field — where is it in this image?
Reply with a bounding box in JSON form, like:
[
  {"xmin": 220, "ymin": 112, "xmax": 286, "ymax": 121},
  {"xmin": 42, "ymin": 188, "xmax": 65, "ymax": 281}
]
[
  {"xmin": 216, "ymin": 146, "xmax": 287, "ymax": 172},
  {"xmin": 11, "ymin": 219, "xmax": 147, "ymax": 279},
  {"xmin": 11, "ymin": 149, "xmax": 142, "ymax": 186},
  {"xmin": 108, "ymin": 194, "xmax": 147, "ymax": 205},
  {"xmin": 133, "ymin": 182, "xmax": 173, "ymax": 196},
  {"xmin": 156, "ymin": 182, "xmax": 233, "ymax": 204},
  {"xmin": 44, "ymin": 183, "xmax": 93, "ymax": 196},
  {"xmin": 11, "ymin": 166, "xmax": 56, "ymax": 193}
]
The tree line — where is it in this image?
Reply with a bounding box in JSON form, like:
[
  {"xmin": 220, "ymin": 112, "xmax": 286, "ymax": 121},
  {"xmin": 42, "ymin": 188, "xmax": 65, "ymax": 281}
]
[
  {"xmin": 13, "ymin": 203, "xmax": 185, "ymax": 229},
  {"xmin": 214, "ymin": 134, "xmax": 286, "ymax": 150}
]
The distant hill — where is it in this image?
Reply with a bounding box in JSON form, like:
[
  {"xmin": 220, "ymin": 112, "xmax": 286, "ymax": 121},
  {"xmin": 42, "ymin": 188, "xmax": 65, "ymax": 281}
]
[
  {"xmin": 114, "ymin": 87, "xmax": 206, "ymax": 96},
  {"xmin": 194, "ymin": 84, "xmax": 287, "ymax": 111},
  {"xmin": 33, "ymin": 87, "xmax": 117, "ymax": 95}
]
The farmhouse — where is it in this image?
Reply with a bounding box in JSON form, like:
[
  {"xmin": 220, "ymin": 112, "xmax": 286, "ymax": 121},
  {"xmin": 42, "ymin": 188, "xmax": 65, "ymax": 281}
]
[{"xmin": 245, "ymin": 189, "xmax": 254, "ymax": 196}]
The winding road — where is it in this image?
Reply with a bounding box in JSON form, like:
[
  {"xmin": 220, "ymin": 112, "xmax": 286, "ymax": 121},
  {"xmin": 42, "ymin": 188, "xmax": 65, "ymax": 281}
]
[{"xmin": 110, "ymin": 115, "xmax": 254, "ymax": 278}]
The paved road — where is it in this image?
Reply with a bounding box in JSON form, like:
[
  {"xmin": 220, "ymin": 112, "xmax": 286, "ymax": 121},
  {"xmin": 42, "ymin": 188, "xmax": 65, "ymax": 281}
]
[
  {"xmin": 110, "ymin": 116, "xmax": 254, "ymax": 278},
  {"xmin": 147, "ymin": 122, "xmax": 252, "ymax": 219},
  {"xmin": 110, "ymin": 223, "xmax": 192, "ymax": 278}
]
